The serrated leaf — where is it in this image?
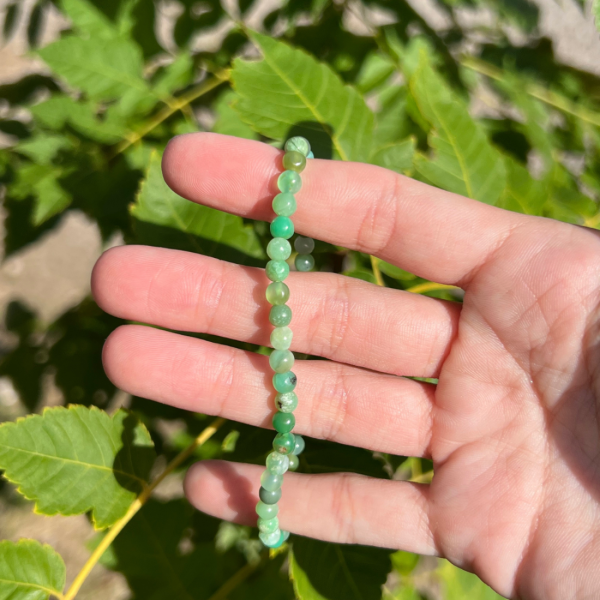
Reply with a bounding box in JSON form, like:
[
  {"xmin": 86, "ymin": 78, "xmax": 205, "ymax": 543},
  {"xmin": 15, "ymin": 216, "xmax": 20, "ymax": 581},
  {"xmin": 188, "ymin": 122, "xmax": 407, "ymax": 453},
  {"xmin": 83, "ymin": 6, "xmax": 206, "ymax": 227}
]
[
  {"xmin": 373, "ymin": 86, "xmax": 410, "ymax": 148},
  {"xmin": 213, "ymin": 90, "xmax": 259, "ymax": 140},
  {"xmin": 0, "ymin": 405, "xmax": 155, "ymax": 529},
  {"xmin": 370, "ymin": 138, "xmax": 415, "ymax": 174},
  {"xmin": 355, "ymin": 52, "xmax": 395, "ymax": 94},
  {"xmin": 232, "ymin": 32, "xmax": 374, "ymax": 161},
  {"xmin": 497, "ymin": 157, "xmax": 545, "ymax": 215},
  {"xmin": 131, "ymin": 152, "xmax": 265, "ymax": 264},
  {"xmin": 60, "ymin": 0, "xmax": 118, "ymax": 39},
  {"xmin": 152, "ymin": 53, "xmax": 194, "ymax": 98},
  {"xmin": 0, "ymin": 539, "xmax": 65, "ymax": 600},
  {"xmin": 15, "ymin": 133, "xmax": 72, "ymax": 164},
  {"xmin": 410, "ymin": 55, "xmax": 506, "ymax": 204}
]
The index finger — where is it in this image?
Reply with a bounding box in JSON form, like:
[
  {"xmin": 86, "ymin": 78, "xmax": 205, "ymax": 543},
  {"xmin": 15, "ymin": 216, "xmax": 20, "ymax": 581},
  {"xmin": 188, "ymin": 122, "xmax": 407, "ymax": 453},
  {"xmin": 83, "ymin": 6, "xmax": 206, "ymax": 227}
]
[{"xmin": 162, "ymin": 132, "xmax": 518, "ymax": 286}]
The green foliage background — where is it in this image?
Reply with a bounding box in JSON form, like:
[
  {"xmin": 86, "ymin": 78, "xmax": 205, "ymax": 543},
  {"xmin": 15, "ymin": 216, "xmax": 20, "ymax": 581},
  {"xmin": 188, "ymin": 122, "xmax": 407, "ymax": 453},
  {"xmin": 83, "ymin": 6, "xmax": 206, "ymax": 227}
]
[{"xmin": 0, "ymin": 0, "xmax": 599, "ymax": 598}]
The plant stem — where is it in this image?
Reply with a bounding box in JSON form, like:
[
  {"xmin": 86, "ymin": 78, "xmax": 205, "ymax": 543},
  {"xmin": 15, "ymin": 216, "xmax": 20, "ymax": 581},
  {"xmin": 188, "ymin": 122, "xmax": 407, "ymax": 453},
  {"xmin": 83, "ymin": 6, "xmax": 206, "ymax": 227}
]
[
  {"xmin": 405, "ymin": 282, "xmax": 458, "ymax": 295},
  {"xmin": 62, "ymin": 417, "xmax": 226, "ymax": 600},
  {"xmin": 370, "ymin": 255, "xmax": 385, "ymax": 286}
]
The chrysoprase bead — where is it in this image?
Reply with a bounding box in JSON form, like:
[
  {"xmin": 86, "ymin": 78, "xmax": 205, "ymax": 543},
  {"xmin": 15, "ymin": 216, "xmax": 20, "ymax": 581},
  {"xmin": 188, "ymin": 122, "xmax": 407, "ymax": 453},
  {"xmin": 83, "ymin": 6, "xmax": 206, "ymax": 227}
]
[
  {"xmin": 273, "ymin": 432, "xmax": 295, "ymax": 454},
  {"xmin": 272, "ymin": 193, "xmax": 296, "ymax": 217},
  {"xmin": 283, "ymin": 151, "xmax": 306, "ymax": 173},
  {"xmin": 266, "ymin": 260, "xmax": 289, "ymax": 282},
  {"xmin": 285, "ymin": 136, "xmax": 311, "ymax": 157},
  {"xmin": 295, "ymin": 254, "xmax": 315, "ymax": 272},
  {"xmin": 266, "ymin": 282, "xmax": 290, "ymax": 306},
  {"xmin": 260, "ymin": 470, "xmax": 283, "ymax": 491},
  {"xmin": 266, "ymin": 451, "xmax": 289, "ymax": 475},
  {"xmin": 269, "ymin": 349, "xmax": 294, "ymax": 373},
  {"xmin": 256, "ymin": 500, "xmax": 279, "ymax": 519},
  {"xmin": 270, "ymin": 216, "xmax": 294, "ymax": 239},
  {"xmin": 307, "ymin": 150, "xmax": 314, "ymax": 159},
  {"xmin": 278, "ymin": 170, "xmax": 302, "ymax": 194},
  {"xmin": 269, "ymin": 529, "xmax": 290, "ymax": 549},
  {"xmin": 294, "ymin": 236, "xmax": 315, "ymax": 254},
  {"xmin": 273, "ymin": 411, "xmax": 295, "ymax": 433},
  {"xmin": 273, "ymin": 371, "xmax": 297, "ymax": 393},
  {"xmin": 267, "ymin": 237, "xmax": 291, "ymax": 261},
  {"xmin": 275, "ymin": 391, "xmax": 298, "ymax": 413},
  {"xmin": 292, "ymin": 434, "xmax": 305, "ymax": 455},
  {"xmin": 271, "ymin": 326, "xmax": 293, "ymax": 350},
  {"xmin": 258, "ymin": 516, "xmax": 279, "ymax": 534},
  {"xmin": 288, "ymin": 454, "xmax": 299, "ymax": 471},
  {"xmin": 259, "ymin": 487, "xmax": 281, "ymax": 504},
  {"xmin": 259, "ymin": 529, "xmax": 281, "ymax": 547},
  {"xmin": 269, "ymin": 305, "xmax": 292, "ymax": 327}
]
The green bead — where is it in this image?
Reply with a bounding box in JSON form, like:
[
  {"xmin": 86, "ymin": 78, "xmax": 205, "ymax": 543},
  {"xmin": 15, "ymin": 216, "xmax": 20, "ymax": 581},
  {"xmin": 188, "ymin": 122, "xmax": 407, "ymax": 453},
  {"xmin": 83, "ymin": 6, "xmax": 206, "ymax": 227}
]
[
  {"xmin": 266, "ymin": 282, "xmax": 290, "ymax": 306},
  {"xmin": 270, "ymin": 349, "xmax": 294, "ymax": 373},
  {"xmin": 288, "ymin": 454, "xmax": 299, "ymax": 471},
  {"xmin": 273, "ymin": 371, "xmax": 297, "ymax": 393},
  {"xmin": 295, "ymin": 254, "xmax": 314, "ymax": 272},
  {"xmin": 285, "ymin": 136, "xmax": 311, "ymax": 157},
  {"xmin": 292, "ymin": 434, "xmax": 305, "ymax": 455},
  {"xmin": 278, "ymin": 170, "xmax": 302, "ymax": 194},
  {"xmin": 283, "ymin": 150, "xmax": 306, "ymax": 173},
  {"xmin": 294, "ymin": 236, "xmax": 315, "ymax": 254},
  {"xmin": 261, "ymin": 470, "xmax": 283, "ymax": 491},
  {"xmin": 266, "ymin": 451, "xmax": 289, "ymax": 475},
  {"xmin": 256, "ymin": 500, "xmax": 279, "ymax": 519},
  {"xmin": 269, "ymin": 305, "xmax": 292, "ymax": 327},
  {"xmin": 272, "ymin": 193, "xmax": 297, "ymax": 217},
  {"xmin": 267, "ymin": 237, "xmax": 291, "ymax": 261},
  {"xmin": 275, "ymin": 391, "xmax": 298, "ymax": 413},
  {"xmin": 266, "ymin": 260, "xmax": 289, "ymax": 282},
  {"xmin": 259, "ymin": 529, "xmax": 281, "ymax": 546},
  {"xmin": 273, "ymin": 411, "xmax": 295, "ymax": 433},
  {"xmin": 268, "ymin": 529, "xmax": 290, "ymax": 549},
  {"xmin": 307, "ymin": 150, "xmax": 314, "ymax": 159},
  {"xmin": 259, "ymin": 487, "xmax": 281, "ymax": 504},
  {"xmin": 271, "ymin": 326, "xmax": 293, "ymax": 350},
  {"xmin": 258, "ymin": 516, "xmax": 279, "ymax": 534},
  {"xmin": 270, "ymin": 216, "xmax": 294, "ymax": 239},
  {"xmin": 273, "ymin": 432, "xmax": 295, "ymax": 454}
]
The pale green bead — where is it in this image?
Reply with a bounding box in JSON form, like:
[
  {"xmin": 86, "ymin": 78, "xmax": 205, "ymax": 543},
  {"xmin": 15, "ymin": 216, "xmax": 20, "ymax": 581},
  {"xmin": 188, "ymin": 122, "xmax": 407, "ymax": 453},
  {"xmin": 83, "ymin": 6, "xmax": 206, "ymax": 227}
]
[
  {"xmin": 307, "ymin": 150, "xmax": 314, "ymax": 159},
  {"xmin": 268, "ymin": 529, "xmax": 290, "ymax": 549},
  {"xmin": 260, "ymin": 469, "xmax": 283, "ymax": 491},
  {"xmin": 258, "ymin": 516, "xmax": 279, "ymax": 534},
  {"xmin": 267, "ymin": 237, "xmax": 291, "ymax": 261},
  {"xmin": 270, "ymin": 349, "xmax": 294, "ymax": 373},
  {"xmin": 295, "ymin": 254, "xmax": 314, "ymax": 272},
  {"xmin": 285, "ymin": 136, "xmax": 311, "ymax": 157},
  {"xmin": 292, "ymin": 434, "xmax": 305, "ymax": 455},
  {"xmin": 271, "ymin": 326, "xmax": 293, "ymax": 350},
  {"xmin": 278, "ymin": 170, "xmax": 302, "ymax": 194},
  {"xmin": 259, "ymin": 529, "xmax": 281, "ymax": 546},
  {"xmin": 294, "ymin": 236, "xmax": 315, "ymax": 254},
  {"xmin": 288, "ymin": 454, "xmax": 299, "ymax": 471},
  {"xmin": 275, "ymin": 391, "xmax": 298, "ymax": 413},
  {"xmin": 266, "ymin": 260, "xmax": 289, "ymax": 282},
  {"xmin": 256, "ymin": 501, "xmax": 279, "ymax": 519},
  {"xmin": 272, "ymin": 193, "xmax": 296, "ymax": 217},
  {"xmin": 266, "ymin": 282, "xmax": 290, "ymax": 305},
  {"xmin": 266, "ymin": 451, "xmax": 289, "ymax": 475}
]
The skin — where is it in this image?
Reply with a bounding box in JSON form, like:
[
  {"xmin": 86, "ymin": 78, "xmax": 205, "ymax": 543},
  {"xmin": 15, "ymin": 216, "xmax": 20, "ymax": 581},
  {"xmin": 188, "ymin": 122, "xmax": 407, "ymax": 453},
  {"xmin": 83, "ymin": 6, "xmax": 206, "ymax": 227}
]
[{"xmin": 91, "ymin": 133, "xmax": 600, "ymax": 599}]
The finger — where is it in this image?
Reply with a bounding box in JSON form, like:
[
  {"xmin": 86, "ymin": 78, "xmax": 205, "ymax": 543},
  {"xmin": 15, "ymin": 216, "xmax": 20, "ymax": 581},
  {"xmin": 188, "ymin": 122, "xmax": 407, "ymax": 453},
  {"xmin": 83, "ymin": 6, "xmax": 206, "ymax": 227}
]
[
  {"xmin": 162, "ymin": 132, "xmax": 520, "ymax": 286},
  {"xmin": 93, "ymin": 245, "xmax": 459, "ymax": 378},
  {"xmin": 184, "ymin": 460, "xmax": 435, "ymax": 554},
  {"xmin": 103, "ymin": 325, "xmax": 434, "ymax": 457}
]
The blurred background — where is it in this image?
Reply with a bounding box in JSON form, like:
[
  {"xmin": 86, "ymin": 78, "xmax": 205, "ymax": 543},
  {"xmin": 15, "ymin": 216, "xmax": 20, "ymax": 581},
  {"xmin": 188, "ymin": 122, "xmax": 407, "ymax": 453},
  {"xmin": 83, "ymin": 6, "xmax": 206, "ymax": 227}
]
[{"xmin": 0, "ymin": 0, "xmax": 599, "ymax": 598}]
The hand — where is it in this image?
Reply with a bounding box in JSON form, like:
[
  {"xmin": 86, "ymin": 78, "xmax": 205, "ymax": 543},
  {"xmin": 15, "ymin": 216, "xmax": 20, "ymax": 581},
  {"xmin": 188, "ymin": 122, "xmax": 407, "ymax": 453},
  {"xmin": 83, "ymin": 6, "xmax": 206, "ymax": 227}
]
[{"xmin": 91, "ymin": 133, "xmax": 600, "ymax": 600}]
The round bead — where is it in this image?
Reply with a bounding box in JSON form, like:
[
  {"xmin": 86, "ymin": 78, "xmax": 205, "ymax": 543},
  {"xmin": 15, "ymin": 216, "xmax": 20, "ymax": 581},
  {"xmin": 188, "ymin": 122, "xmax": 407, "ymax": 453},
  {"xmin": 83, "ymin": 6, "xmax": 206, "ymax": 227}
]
[
  {"xmin": 266, "ymin": 260, "xmax": 289, "ymax": 282},
  {"xmin": 288, "ymin": 454, "xmax": 299, "ymax": 471},
  {"xmin": 271, "ymin": 326, "xmax": 293, "ymax": 350},
  {"xmin": 260, "ymin": 470, "xmax": 283, "ymax": 491},
  {"xmin": 292, "ymin": 434, "xmax": 305, "ymax": 455},
  {"xmin": 269, "ymin": 349, "xmax": 294, "ymax": 373},
  {"xmin": 294, "ymin": 236, "xmax": 315, "ymax": 254},
  {"xmin": 269, "ymin": 305, "xmax": 292, "ymax": 327},
  {"xmin": 273, "ymin": 432, "xmax": 295, "ymax": 454},
  {"xmin": 283, "ymin": 150, "xmax": 306, "ymax": 173},
  {"xmin": 275, "ymin": 391, "xmax": 298, "ymax": 413},
  {"xmin": 272, "ymin": 193, "xmax": 297, "ymax": 217},
  {"xmin": 278, "ymin": 170, "xmax": 302, "ymax": 194},
  {"xmin": 267, "ymin": 237, "xmax": 292, "ymax": 261},
  {"xmin": 256, "ymin": 500, "xmax": 279, "ymax": 519},
  {"xmin": 285, "ymin": 136, "xmax": 311, "ymax": 157},
  {"xmin": 266, "ymin": 282, "xmax": 290, "ymax": 306},
  {"xmin": 273, "ymin": 371, "xmax": 297, "ymax": 393},
  {"xmin": 307, "ymin": 150, "xmax": 314, "ymax": 159},
  {"xmin": 295, "ymin": 254, "xmax": 315, "ymax": 272},
  {"xmin": 273, "ymin": 411, "xmax": 295, "ymax": 433},
  {"xmin": 258, "ymin": 516, "xmax": 279, "ymax": 534},
  {"xmin": 268, "ymin": 529, "xmax": 290, "ymax": 549},
  {"xmin": 270, "ymin": 216, "xmax": 294, "ymax": 239},
  {"xmin": 259, "ymin": 487, "xmax": 281, "ymax": 504},
  {"xmin": 259, "ymin": 529, "xmax": 281, "ymax": 547},
  {"xmin": 266, "ymin": 451, "xmax": 289, "ymax": 475}
]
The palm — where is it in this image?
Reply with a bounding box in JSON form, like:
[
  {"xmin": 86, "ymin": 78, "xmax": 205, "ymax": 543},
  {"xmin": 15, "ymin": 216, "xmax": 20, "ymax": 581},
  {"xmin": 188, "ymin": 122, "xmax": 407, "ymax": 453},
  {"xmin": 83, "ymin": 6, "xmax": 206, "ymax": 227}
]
[{"xmin": 93, "ymin": 133, "xmax": 600, "ymax": 600}]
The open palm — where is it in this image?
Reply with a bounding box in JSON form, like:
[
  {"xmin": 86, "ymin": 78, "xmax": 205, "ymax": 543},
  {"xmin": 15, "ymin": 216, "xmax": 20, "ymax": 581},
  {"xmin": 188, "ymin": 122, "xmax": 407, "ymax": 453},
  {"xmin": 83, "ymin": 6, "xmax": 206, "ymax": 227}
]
[{"xmin": 92, "ymin": 133, "xmax": 600, "ymax": 600}]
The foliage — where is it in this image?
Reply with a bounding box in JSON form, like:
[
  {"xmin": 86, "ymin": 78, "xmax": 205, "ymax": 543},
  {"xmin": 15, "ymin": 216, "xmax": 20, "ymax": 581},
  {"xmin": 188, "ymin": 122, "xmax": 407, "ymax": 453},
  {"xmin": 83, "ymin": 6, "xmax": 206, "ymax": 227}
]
[{"xmin": 0, "ymin": 0, "xmax": 599, "ymax": 599}]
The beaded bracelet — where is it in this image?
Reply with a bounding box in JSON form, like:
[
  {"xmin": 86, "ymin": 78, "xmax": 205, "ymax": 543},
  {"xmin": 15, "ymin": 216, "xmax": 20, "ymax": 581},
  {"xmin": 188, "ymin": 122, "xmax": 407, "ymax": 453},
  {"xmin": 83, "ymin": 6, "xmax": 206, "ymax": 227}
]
[{"xmin": 256, "ymin": 136, "xmax": 315, "ymax": 549}]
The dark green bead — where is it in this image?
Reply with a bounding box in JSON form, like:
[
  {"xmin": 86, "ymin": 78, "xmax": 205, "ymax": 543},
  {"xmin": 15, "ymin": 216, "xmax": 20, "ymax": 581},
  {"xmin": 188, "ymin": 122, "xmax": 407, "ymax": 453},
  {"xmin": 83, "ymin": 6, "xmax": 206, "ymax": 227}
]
[
  {"xmin": 273, "ymin": 371, "xmax": 297, "ymax": 393},
  {"xmin": 295, "ymin": 254, "xmax": 314, "ymax": 272},
  {"xmin": 273, "ymin": 432, "xmax": 295, "ymax": 454},
  {"xmin": 285, "ymin": 136, "xmax": 311, "ymax": 157},
  {"xmin": 283, "ymin": 150, "xmax": 306, "ymax": 173},
  {"xmin": 278, "ymin": 170, "xmax": 302, "ymax": 194},
  {"xmin": 266, "ymin": 260, "xmax": 289, "ymax": 282},
  {"xmin": 266, "ymin": 282, "xmax": 290, "ymax": 305},
  {"xmin": 273, "ymin": 411, "xmax": 295, "ymax": 433},
  {"xmin": 272, "ymin": 193, "xmax": 296, "ymax": 217},
  {"xmin": 288, "ymin": 454, "xmax": 299, "ymax": 471},
  {"xmin": 269, "ymin": 305, "xmax": 292, "ymax": 327},
  {"xmin": 270, "ymin": 216, "xmax": 294, "ymax": 239},
  {"xmin": 259, "ymin": 487, "xmax": 282, "ymax": 504}
]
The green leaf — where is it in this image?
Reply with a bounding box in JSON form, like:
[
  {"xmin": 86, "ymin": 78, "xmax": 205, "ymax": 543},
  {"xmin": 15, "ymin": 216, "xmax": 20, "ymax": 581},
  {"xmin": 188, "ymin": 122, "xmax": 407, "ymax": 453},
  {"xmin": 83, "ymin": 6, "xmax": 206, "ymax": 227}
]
[
  {"xmin": 370, "ymin": 138, "xmax": 415, "ymax": 174},
  {"xmin": 291, "ymin": 537, "xmax": 393, "ymax": 600},
  {"xmin": 0, "ymin": 539, "xmax": 65, "ymax": 600},
  {"xmin": 60, "ymin": 0, "xmax": 119, "ymax": 39},
  {"xmin": 213, "ymin": 90, "xmax": 260, "ymax": 140},
  {"xmin": 378, "ymin": 261, "xmax": 416, "ymax": 281},
  {"xmin": 497, "ymin": 157, "xmax": 545, "ymax": 215},
  {"xmin": 410, "ymin": 55, "xmax": 506, "ymax": 204},
  {"xmin": 373, "ymin": 86, "xmax": 410, "ymax": 148},
  {"xmin": 151, "ymin": 54, "xmax": 194, "ymax": 98},
  {"xmin": 390, "ymin": 551, "xmax": 419, "ymax": 576},
  {"xmin": 15, "ymin": 133, "xmax": 72, "ymax": 164},
  {"xmin": 131, "ymin": 152, "xmax": 265, "ymax": 264},
  {"xmin": 595, "ymin": 0, "xmax": 600, "ymax": 31},
  {"xmin": 0, "ymin": 405, "xmax": 155, "ymax": 529},
  {"xmin": 355, "ymin": 52, "xmax": 395, "ymax": 94},
  {"xmin": 232, "ymin": 31, "xmax": 374, "ymax": 161},
  {"xmin": 437, "ymin": 559, "xmax": 504, "ymax": 600}
]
